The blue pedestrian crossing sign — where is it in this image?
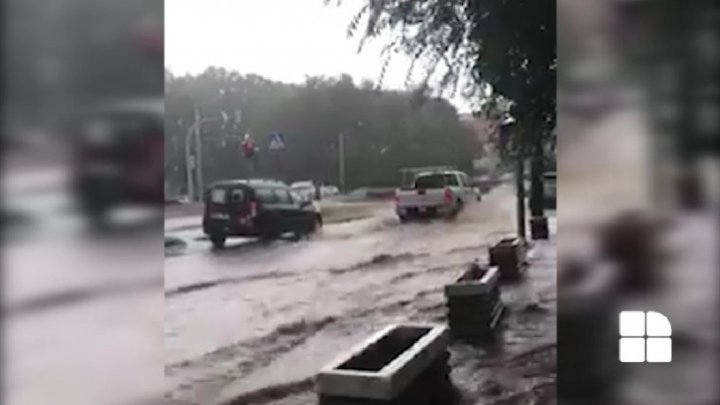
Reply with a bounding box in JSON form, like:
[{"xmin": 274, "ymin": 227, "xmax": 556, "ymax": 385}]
[{"xmin": 269, "ymin": 132, "xmax": 285, "ymax": 150}]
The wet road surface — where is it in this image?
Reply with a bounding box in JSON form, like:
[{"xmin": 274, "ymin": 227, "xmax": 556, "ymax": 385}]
[{"xmin": 164, "ymin": 185, "xmax": 557, "ymax": 405}]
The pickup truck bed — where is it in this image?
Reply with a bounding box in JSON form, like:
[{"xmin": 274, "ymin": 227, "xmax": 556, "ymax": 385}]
[
  {"xmin": 395, "ymin": 187, "xmax": 457, "ymax": 219},
  {"xmin": 394, "ymin": 171, "xmax": 477, "ymax": 221}
]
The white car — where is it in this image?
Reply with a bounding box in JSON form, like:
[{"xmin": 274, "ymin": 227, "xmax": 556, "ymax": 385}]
[
  {"xmin": 321, "ymin": 185, "xmax": 340, "ymax": 197},
  {"xmin": 291, "ymin": 181, "xmax": 317, "ymax": 201},
  {"xmin": 395, "ymin": 170, "xmax": 479, "ymax": 221}
]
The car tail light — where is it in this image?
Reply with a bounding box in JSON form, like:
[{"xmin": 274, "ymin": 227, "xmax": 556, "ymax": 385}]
[
  {"xmin": 249, "ymin": 201, "xmax": 258, "ymax": 218},
  {"xmin": 394, "ymin": 191, "xmax": 399, "ymax": 204},
  {"xmin": 443, "ymin": 188, "xmax": 453, "ymax": 205}
]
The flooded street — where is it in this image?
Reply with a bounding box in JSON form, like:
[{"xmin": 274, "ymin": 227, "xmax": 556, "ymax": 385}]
[{"xmin": 164, "ymin": 185, "xmax": 557, "ymax": 405}]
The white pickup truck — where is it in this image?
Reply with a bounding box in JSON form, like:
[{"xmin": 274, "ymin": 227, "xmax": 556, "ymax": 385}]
[{"xmin": 395, "ymin": 170, "xmax": 480, "ymax": 221}]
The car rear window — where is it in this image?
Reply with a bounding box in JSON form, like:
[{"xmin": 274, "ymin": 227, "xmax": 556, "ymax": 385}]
[
  {"xmin": 291, "ymin": 191, "xmax": 304, "ymax": 202},
  {"xmin": 210, "ymin": 188, "xmax": 226, "ymax": 204},
  {"xmin": 230, "ymin": 189, "xmax": 245, "ymax": 203},
  {"xmin": 254, "ymin": 188, "xmax": 277, "ymax": 204},
  {"xmin": 414, "ymin": 174, "xmax": 458, "ymax": 189},
  {"xmin": 274, "ymin": 189, "xmax": 293, "ymax": 204}
]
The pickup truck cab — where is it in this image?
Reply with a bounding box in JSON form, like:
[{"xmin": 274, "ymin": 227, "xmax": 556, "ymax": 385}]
[{"xmin": 395, "ymin": 170, "xmax": 479, "ymax": 221}]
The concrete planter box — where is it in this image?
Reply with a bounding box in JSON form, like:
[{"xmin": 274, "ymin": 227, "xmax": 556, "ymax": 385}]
[
  {"xmin": 317, "ymin": 324, "xmax": 454, "ymax": 404},
  {"xmin": 488, "ymin": 237, "xmax": 527, "ymax": 280},
  {"xmin": 444, "ymin": 265, "xmax": 500, "ymax": 297},
  {"xmin": 558, "ymin": 257, "xmax": 620, "ymax": 400},
  {"xmin": 446, "ymin": 301, "xmax": 504, "ymax": 338},
  {"xmin": 444, "ymin": 266, "xmax": 504, "ymax": 339}
]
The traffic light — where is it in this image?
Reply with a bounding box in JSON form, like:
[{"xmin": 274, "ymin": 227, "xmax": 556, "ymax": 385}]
[{"xmin": 242, "ymin": 134, "xmax": 256, "ymax": 157}]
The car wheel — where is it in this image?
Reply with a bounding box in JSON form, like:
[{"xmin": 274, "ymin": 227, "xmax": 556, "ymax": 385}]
[
  {"xmin": 297, "ymin": 218, "xmax": 319, "ymax": 239},
  {"xmin": 210, "ymin": 235, "xmax": 226, "ymax": 249},
  {"xmin": 89, "ymin": 210, "xmax": 108, "ymax": 228},
  {"xmin": 260, "ymin": 232, "xmax": 279, "ymax": 242},
  {"xmin": 83, "ymin": 200, "xmax": 110, "ymax": 230},
  {"xmin": 448, "ymin": 200, "xmax": 463, "ymax": 220},
  {"xmin": 289, "ymin": 229, "xmax": 305, "ymax": 241}
]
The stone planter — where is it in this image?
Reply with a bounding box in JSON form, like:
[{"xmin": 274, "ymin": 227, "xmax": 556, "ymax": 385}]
[
  {"xmin": 488, "ymin": 237, "xmax": 527, "ymax": 280},
  {"xmin": 557, "ymin": 257, "xmax": 620, "ymax": 401},
  {"xmin": 444, "ymin": 265, "xmax": 504, "ymax": 339},
  {"xmin": 317, "ymin": 324, "xmax": 457, "ymax": 405}
]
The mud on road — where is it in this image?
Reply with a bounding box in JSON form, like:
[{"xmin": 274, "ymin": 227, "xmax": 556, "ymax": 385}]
[{"xmin": 164, "ymin": 185, "xmax": 557, "ymax": 405}]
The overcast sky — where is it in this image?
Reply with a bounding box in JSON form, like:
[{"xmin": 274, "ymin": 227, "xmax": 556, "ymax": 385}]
[{"xmin": 165, "ymin": 0, "xmax": 472, "ymax": 113}]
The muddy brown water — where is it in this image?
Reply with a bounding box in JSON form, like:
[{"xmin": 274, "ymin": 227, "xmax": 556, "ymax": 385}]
[{"xmin": 164, "ymin": 185, "xmax": 557, "ymax": 405}]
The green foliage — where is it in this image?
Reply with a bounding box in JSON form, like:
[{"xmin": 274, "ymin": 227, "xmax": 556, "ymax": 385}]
[
  {"xmin": 165, "ymin": 68, "xmax": 478, "ymax": 192},
  {"xmin": 344, "ymin": 0, "xmax": 556, "ymax": 146}
]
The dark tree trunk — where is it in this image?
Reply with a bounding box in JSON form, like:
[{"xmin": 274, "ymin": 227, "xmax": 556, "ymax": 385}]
[
  {"xmin": 530, "ymin": 147, "xmax": 545, "ymax": 217},
  {"xmin": 529, "ymin": 115, "xmax": 546, "ymax": 217},
  {"xmin": 515, "ymin": 126, "xmax": 527, "ymax": 241}
]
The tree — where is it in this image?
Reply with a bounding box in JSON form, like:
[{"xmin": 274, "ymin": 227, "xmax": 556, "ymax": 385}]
[
  {"xmin": 164, "ymin": 68, "xmax": 477, "ymax": 193},
  {"xmin": 340, "ymin": 0, "xmax": 556, "ymax": 218}
]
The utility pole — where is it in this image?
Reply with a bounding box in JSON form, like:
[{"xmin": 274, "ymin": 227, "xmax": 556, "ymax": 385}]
[
  {"xmin": 338, "ymin": 132, "xmax": 346, "ymax": 193},
  {"xmin": 183, "ymin": 96, "xmax": 227, "ymax": 202},
  {"xmin": 194, "ymin": 106, "xmax": 204, "ymax": 202},
  {"xmin": 516, "ymin": 147, "xmax": 527, "ymax": 241},
  {"xmin": 502, "ymin": 116, "xmax": 526, "ymax": 241},
  {"xmin": 185, "ymin": 124, "xmax": 195, "ymax": 202}
]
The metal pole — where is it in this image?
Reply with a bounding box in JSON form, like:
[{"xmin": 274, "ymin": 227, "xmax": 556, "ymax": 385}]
[
  {"xmin": 194, "ymin": 106, "xmax": 204, "ymax": 202},
  {"xmin": 515, "ymin": 127, "xmax": 527, "ymax": 241},
  {"xmin": 185, "ymin": 124, "xmax": 195, "ymax": 203},
  {"xmin": 516, "ymin": 157, "xmax": 527, "ymax": 241},
  {"xmin": 339, "ymin": 132, "xmax": 346, "ymax": 192}
]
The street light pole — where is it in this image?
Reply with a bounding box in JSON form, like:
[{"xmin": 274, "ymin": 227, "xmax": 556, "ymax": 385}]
[
  {"xmin": 338, "ymin": 132, "xmax": 346, "ymax": 193},
  {"xmin": 337, "ymin": 121, "xmax": 361, "ymax": 193},
  {"xmin": 184, "ymin": 113, "xmax": 219, "ymax": 202},
  {"xmin": 183, "ymin": 92, "xmax": 228, "ymax": 202},
  {"xmin": 516, "ymin": 146, "xmax": 527, "ymax": 241},
  {"xmin": 501, "ymin": 116, "xmax": 526, "ymax": 241},
  {"xmin": 193, "ymin": 106, "xmax": 204, "ymax": 202},
  {"xmin": 185, "ymin": 124, "xmax": 195, "ymax": 202}
]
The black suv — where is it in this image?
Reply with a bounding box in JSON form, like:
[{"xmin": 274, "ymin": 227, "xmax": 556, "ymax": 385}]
[{"xmin": 202, "ymin": 179, "xmax": 323, "ymax": 248}]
